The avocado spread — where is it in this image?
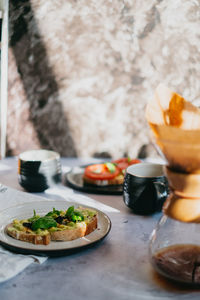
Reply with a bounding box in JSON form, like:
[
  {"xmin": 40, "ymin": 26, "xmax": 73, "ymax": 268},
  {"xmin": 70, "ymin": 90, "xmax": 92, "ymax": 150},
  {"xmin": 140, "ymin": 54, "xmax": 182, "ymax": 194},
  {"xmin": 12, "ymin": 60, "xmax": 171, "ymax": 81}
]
[{"xmin": 8, "ymin": 206, "xmax": 96, "ymax": 234}]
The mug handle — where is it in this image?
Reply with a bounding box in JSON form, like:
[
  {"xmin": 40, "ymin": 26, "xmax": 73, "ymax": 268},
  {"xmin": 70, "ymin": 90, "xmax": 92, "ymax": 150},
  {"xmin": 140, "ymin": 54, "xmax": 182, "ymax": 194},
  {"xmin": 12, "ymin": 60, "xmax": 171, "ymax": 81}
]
[
  {"xmin": 153, "ymin": 181, "xmax": 169, "ymax": 211},
  {"xmin": 154, "ymin": 181, "xmax": 168, "ymax": 197}
]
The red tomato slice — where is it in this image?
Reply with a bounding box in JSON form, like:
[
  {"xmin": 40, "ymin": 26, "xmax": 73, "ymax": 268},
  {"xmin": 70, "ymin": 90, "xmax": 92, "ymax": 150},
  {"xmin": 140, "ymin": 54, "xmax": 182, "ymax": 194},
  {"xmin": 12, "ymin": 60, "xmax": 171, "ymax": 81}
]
[
  {"xmin": 84, "ymin": 164, "xmax": 120, "ymax": 180},
  {"xmin": 112, "ymin": 158, "xmax": 141, "ymax": 171},
  {"xmin": 128, "ymin": 159, "xmax": 141, "ymax": 165}
]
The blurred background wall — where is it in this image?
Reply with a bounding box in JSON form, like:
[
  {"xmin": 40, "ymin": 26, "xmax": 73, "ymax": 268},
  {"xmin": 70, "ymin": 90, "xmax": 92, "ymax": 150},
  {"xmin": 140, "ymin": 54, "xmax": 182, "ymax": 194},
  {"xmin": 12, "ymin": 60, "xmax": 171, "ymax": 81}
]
[{"xmin": 7, "ymin": 0, "xmax": 200, "ymax": 159}]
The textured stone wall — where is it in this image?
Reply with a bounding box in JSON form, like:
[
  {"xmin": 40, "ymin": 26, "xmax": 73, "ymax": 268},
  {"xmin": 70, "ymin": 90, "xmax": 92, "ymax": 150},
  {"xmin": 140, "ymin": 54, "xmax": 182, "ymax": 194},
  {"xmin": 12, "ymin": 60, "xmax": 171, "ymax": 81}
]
[{"xmin": 7, "ymin": 0, "xmax": 200, "ymax": 158}]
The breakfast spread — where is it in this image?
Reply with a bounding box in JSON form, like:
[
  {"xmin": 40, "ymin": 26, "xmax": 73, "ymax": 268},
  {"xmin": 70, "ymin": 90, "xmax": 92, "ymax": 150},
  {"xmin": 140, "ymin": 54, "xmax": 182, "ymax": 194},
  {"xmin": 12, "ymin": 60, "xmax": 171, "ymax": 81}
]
[
  {"xmin": 83, "ymin": 158, "xmax": 141, "ymax": 186},
  {"xmin": 6, "ymin": 206, "xmax": 97, "ymax": 245}
]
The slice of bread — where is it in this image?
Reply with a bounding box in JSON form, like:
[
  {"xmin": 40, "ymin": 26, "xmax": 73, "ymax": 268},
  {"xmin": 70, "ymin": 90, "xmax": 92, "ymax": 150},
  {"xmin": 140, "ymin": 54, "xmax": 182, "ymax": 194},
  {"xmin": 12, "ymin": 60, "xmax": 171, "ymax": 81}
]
[
  {"xmin": 6, "ymin": 224, "xmax": 51, "ymax": 245},
  {"xmin": 83, "ymin": 173, "xmax": 124, "ymax": 186},
  {"xmin": 5, "ymin": 208, "xmax": 98, "ymax": 245},
  {"xmin": 50, "ymin": 215, "xmax": 97, "ymax": 241}
]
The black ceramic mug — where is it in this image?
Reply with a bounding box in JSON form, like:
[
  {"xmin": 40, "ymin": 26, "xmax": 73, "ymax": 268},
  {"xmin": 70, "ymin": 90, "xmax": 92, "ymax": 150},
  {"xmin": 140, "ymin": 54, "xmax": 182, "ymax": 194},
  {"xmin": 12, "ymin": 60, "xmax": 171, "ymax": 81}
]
[
  {"xmin": 123, "ymin": 162, "xmax": 168, "ymax": 215},
  {"xmin": 18, "ymin": 150, "xmax": 62, "ymax": 192}
]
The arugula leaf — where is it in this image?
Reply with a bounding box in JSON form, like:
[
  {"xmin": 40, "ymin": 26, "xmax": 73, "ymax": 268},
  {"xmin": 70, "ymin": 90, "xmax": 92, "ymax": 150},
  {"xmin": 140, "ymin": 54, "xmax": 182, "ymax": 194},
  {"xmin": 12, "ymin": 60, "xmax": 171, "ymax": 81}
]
[
  {"xmin": 28, "ymin": 210, "xmax": 40, "ymax": 223},
  {"xmin": 74, "ymin": 210, "xmax": 84, "ymax": 221},
  {"xmin": 46, "ymin": 207, "xmax": 61, "ymax": 217},
  {"xmin": 104, "ymin": 162, "xmax": 116, "ymax": 173},
  {"xmin": 127, "ymin": 157, "xmax": 131, "ymax": 163},
  {"xmin": 65, "ymin": 206, "xmax": 84, "ymax": 222},
  {"xmin": 71, "ymin": 215, "xmax": 83, "ymax": 222},
  {"xmin": 65, "ymin": 206, "xmax": 74, "ymax": 218},
  {"xmin": 74, "ymin": 210, "xmax": 84, "ymax": 218},
  {"xmin": 31, "ymin": 216, "xmax": 57, "ymax": 231}
]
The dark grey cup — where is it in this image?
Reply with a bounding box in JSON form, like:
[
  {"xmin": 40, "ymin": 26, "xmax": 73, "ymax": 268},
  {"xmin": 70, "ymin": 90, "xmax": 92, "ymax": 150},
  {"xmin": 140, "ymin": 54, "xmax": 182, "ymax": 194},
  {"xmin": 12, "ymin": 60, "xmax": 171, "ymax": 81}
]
[{"xmin": 123, "ymin": 163, "xmax": 168, "ymax": 215}]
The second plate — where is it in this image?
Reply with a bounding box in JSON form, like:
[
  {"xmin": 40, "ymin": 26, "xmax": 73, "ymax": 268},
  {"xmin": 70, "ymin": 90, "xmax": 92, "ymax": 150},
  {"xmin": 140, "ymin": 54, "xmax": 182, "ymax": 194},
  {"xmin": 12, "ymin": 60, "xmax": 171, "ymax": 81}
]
[{"xmin": 64, "ymin": 165, "xmax": 123, "ymax": 195}]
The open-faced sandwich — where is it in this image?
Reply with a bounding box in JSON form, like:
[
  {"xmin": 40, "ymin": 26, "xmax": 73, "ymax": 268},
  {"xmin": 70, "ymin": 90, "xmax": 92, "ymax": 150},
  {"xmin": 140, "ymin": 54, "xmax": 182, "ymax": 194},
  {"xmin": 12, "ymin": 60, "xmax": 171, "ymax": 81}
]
[
  {"xmin": 6, "ymin": 206, "xmax": 97, "ymax": 245},
  {"xmin": 83, "ymin": 157, "xmax": 141, "ymax": 186}
]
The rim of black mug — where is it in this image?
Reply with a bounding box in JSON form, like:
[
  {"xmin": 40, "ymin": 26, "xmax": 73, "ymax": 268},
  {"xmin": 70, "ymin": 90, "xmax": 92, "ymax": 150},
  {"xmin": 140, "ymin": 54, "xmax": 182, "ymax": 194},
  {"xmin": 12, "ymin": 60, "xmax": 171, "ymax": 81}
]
[{"xmin": 126, "ymin": 162, "xmax": 165, "ymax": 179}]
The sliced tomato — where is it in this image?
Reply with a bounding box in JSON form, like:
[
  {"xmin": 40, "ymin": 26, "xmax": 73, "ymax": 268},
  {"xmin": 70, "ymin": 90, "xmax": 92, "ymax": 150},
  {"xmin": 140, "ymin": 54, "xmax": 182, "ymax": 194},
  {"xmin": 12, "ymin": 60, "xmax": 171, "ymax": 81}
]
[
  {"xmin": 112, "ymin": 158, "xmax": 141, "ymax": 172},
  {"xmin": 128, "ymin": 159, "xmax": 142, "ymax": 165},
  {"xmin": 84, "ymin": 163, "xmax": 120, "ymax": 180}
]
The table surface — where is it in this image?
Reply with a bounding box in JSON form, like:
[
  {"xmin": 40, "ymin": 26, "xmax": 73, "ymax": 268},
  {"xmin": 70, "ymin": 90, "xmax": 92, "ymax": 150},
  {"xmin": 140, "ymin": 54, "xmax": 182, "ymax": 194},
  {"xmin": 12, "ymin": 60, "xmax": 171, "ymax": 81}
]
[{"xmin": 0, "ymin": 157, "xmax": 199, "ymax": 300}]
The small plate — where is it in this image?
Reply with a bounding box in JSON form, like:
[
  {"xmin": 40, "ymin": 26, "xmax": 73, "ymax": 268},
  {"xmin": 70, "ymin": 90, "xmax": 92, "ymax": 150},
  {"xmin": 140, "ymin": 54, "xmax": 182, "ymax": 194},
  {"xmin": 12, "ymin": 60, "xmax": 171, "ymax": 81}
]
[
  {"xmin": 0, "ymin": 200, "xmax": 111, "ymax": 256},
  {"xmin": 64, "ymin": 165, "xmax": 123, "ymax": 195}
]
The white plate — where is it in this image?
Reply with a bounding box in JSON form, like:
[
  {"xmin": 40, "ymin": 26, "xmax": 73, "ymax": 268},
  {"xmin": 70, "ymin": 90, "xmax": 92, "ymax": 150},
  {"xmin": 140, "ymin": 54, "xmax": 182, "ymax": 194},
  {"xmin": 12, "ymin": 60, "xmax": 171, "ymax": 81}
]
[{"xmin": 0, "ymin": 200, "xmax": 111, "ymax": 256}]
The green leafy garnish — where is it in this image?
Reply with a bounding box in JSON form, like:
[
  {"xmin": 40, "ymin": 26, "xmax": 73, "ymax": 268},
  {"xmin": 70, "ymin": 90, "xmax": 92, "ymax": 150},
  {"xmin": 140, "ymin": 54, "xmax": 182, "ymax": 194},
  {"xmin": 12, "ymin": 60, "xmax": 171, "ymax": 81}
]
[
  {"xmin": 104, "ymin": 162, "xmax": 116, "ymax": 173},
  {"xmin": 31, "ymin": 216, "xmax": 57, "ymax": 231},
  {"xmin": 65, "ymin": 206, "xmax": 75, "ymax": 218},
  {"xmin": 28, "ymin": 210, "xmax": 40, "ymax": 223},
  {"xmin": 71, "ymin": 214, "xmax": 83, "ymax": 222},
  {"xmin": 72, "ymin": 210, "xmax": 84, "ymax": 221},
  {"xmin": 46, "ymin": 207, "xmax": 61, "ymax": 217},
  {"xmin": 74, "ymin": 210, "xmax": 84, "ymax": 218},
  {"xmin": 127, "ymin": 157, "xmax": 131, "ymax": 163},
  {"xmin": 65, "ymin": 206, "xmax": 84, "ymax": 222}
]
